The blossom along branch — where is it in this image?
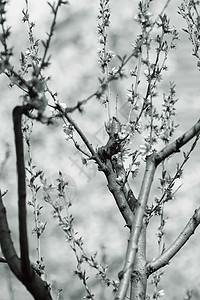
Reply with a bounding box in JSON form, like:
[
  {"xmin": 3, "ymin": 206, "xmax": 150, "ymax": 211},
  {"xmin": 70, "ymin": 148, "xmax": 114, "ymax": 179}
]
[
  {"xmin": 178, "ymin": 0, "xmax": 200, "ymax": 69},
  {"xmin": 147, "ymin": 134, "xmax": 200, "ymax": 219},
  {"xmin": 146, "ymin": 206, "xmax": 200, "ymax": 275},
  {"xmin": 97, "ymin": 0, "xmax": 114, "ymax": 118},
  {"xmin": 41, "ymin": 172, "xmax": 118, "ymax": 298},
  {"xmin": 38, "ymin": 0, "xmax": 69, "ymax": 75},
  {"xmin": 23, "ymin": 118, "xmax": 47, "ymax": 279},
  {"xmin": 47, "ymin": 50, "xmax": 137, "ymax": 115}
]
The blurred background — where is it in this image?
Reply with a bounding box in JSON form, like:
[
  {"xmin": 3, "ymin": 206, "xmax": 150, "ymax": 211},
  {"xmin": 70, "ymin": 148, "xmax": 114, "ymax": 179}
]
[{"xmin": 0, "ymin": 0, "xmax": 200, "ymax": 299}]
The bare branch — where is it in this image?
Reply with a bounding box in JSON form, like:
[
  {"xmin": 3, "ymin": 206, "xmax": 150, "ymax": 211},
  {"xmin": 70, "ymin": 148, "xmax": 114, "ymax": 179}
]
[
  {"xmin": 146, "ymin": 207, "xmax": 200, "ymax": 276},
  {"xmin": 13, "ymin": 105, "xmax": 32, "ymax": 278},
  {"xmin": 115, "ymin": 155, "xmax": 156, "ymax": 300},
  {"xmin": 0, "ymin": 190, "xmax": 53, "ymax": 299},
  {"xmin": 0, "ymin": 190, "xmax": 22, "ymax": 278},
  {"xmin": 155, "ymin": 119, "xmax": 200, "ymax": 166}
]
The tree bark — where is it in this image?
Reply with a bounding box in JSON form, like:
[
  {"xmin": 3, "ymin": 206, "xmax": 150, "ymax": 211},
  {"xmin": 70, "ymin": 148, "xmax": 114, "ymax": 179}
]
[{"xmin": 130, "ymin": 224, "xmax": 147, "ymax": 300}]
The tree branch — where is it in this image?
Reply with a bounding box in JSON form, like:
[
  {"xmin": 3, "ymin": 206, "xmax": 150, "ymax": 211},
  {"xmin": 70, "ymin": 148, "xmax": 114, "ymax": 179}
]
[
  {"xmin": 115, "ymin": 155, "xmax": 156, "ymax": 300},
  {"xmin": 13, "ymin": 105, "xmax": 32, "ymax": 278},
  {"xmin": 146, "ymin": 206, "xmax": 200, "ymax": 276},
  {"xmin": 130, "ymin": 223, "xmax": 147, "ymax": 300},
  {"xmin": 106, "ymin": 164, "xmax": 134, "ymax": 228},
  {"xmin": 155, "ymin": 119, "xmax": 200, "ymax": 166},
  {"xmin": 0, "ymin": 190, "xmax": 53, "ymax": 299},
  {"xmin": 0, "ymin": 190, "xmax": 22, "ymax": 279},
  {"xmin": 62, "ymin": 109, "xmax": 108, "ymax": 172}
]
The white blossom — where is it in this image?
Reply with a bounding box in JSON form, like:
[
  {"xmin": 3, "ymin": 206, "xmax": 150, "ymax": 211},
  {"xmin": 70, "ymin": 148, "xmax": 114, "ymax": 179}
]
[
  {"xmin": 157, "ymin": 289, "xmax": 165, "ymax": 297},
  {"xmin": 139, "ymin": 142, "xmax": 152, "ymax": 156}
]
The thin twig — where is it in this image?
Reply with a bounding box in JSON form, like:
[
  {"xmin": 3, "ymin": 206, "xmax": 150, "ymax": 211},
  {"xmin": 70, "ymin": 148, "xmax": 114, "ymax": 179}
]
[
  {"xmin": 59, "ymin": 107, "xmax": 108, "ymax": 172},
  {"xmin": 149, "ymin": 134, "xmax": 200, "ymax": 218},
  {"xmin": 38, "ymin": 0, "xmax": 64, "ymax": 75}
]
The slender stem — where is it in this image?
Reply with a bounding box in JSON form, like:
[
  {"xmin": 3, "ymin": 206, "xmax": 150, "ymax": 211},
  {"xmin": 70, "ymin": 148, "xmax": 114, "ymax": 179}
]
[
  {"xmin": 0, "ymin": 3, "xmax": 9, "ymax": 53},
  {"xmin": 128, "ymin": 51, "xmax": 142, "ymax": 123},
  {"xmin": 106, "ymin": 67, "xmax": 111, "ymax": 120},
  {"xmin": 38, "ymin": 0, "xmax": 63, "ymax": 75},
  {"xmin": 149, "ymin": 134, "xmax": 200, "ymax": 218},
  {"xmin": 63, "ymin": 110, "xmax": 107, "ymax": 172}
]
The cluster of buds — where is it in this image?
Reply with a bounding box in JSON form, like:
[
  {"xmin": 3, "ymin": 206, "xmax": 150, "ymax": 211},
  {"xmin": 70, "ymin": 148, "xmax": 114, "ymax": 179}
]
[{"xmin": 97, "ymin": 0, "xmax": 115, "ymax": 73}]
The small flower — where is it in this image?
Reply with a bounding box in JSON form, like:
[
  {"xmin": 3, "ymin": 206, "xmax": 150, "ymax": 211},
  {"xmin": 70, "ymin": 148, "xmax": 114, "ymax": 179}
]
[
  {"xmin": 130, "ymin": 68, "xmax": 137, "ymax": 76},
  {"xmin": 135, "ymin": 121, "xmax": 142, "ymax": 133},
  {"xmin": 118, "ymin": 124, "xmax": 130, "ymax": 140},
  {"xmin": 63, "ymin": 124, "xmax": 74, "ymax": 141},
  {"xmin": 139, "ymin": 142, "xmax": 152, "ymax": 156},
  {"xmin": 107, "ymin": 50, "xmax": 116, "ymax": 60},
  {"xmin": 31, "ymin": 95, "xmax": 47, "ymax": 113},
  {"xmin": 157, "ymin": 289, "xmax": 165, "ymax": 297},
  {"xmin": 133, "ymin": 15, "xmax": 139, "ymax": 22},
  {"xmin": 146, "ymin": 12, "xmax": 152, "ymax": 18},
  {"xmin": 116, "ymin": 175, "xmax": 125, "ymax": 184},
  {"xmin": 25, "ymin": 49, "xmax": 31, "ymax": 56},
  {"xmin": 126, "ymin": 93, "xmax": 132, "ymax": 101},
  {"xmin": 82, "ymin": 158, "xmax": 88, "ymax": 166},
  {"xmin": 59, "ymin": 102, "xmax": 67, "ymax": 110},
  {"xmin": 98, "ymin": 35, "xmax": 105, "ymax": 44},
  {"xmin": 144, "ymin": 69, "xmax": 150, "ymax": 77},
  {"xmin": 167, "ymin": 26, "xmax": 175, "ymax": 33},
  {"xmin": 109, "ymin": 67, "xmax": 118, "ymax": 76},
  {"xmin": 49, "ymin": 106, "xmax": 55, "ymax": 112},
  {"xmin": 118, "ymin": 130, "xmax": 128, "ymax": 140}
]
